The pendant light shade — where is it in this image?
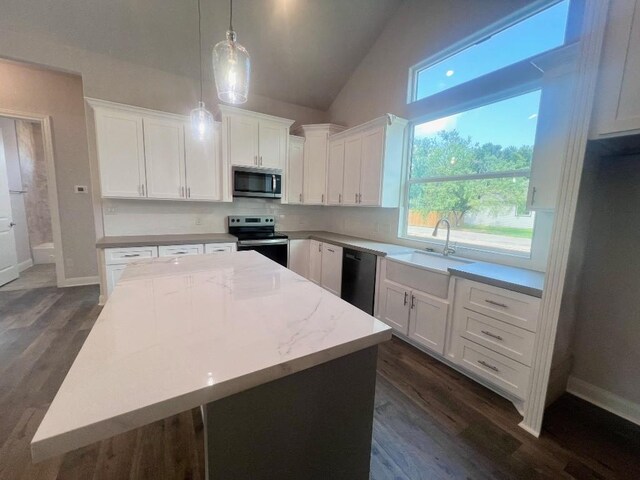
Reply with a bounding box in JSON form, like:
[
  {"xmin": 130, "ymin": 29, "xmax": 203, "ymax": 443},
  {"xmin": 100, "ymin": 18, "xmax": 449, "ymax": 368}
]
[
  {"xmin": 190, "ymin": 101, "xmax": 214, "ymax": 141},
  {"xmin": 213, "ymin": 1, "xmax": 250, "ymax": 104},
  {"xmin": 191, "ymin": 0, "xmax": 213, "ymax": 140}
]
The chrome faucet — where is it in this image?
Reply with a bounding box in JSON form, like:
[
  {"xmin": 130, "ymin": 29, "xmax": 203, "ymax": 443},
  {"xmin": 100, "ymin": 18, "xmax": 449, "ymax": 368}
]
[{"xmin": 432, "ymin": 218, "xmax": 455, "ymax": 256}]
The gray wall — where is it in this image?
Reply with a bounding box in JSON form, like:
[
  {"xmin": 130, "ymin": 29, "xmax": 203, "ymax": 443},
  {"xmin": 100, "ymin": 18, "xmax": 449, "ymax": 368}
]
[{"xmin": 571, "ymin": 154, "xmax": 640, "ymax": 405}]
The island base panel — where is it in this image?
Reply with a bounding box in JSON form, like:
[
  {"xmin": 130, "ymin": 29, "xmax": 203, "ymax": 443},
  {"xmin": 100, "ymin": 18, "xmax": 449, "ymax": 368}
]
[{"xmin": 203, "ymin": 346, "xmax": 378, "ymax": 479}]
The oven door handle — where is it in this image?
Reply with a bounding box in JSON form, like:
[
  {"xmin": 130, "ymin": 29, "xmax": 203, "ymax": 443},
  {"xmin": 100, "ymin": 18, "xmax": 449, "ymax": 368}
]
[{"xmin": 237, "ymin": 239, "xmax": 289, "ymax": 246}]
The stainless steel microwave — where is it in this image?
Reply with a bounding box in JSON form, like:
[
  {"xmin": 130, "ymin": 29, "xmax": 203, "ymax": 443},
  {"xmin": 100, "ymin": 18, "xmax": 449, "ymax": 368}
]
[{"xmin": 232, "ymin": 167, "xmax": 282, "ymax": 199}]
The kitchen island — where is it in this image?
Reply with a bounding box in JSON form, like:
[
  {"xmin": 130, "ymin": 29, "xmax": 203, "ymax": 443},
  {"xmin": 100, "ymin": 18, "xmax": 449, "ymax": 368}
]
[{"xmin": 31, "ymin": 251, "xmax": 391, "ymax": 479}]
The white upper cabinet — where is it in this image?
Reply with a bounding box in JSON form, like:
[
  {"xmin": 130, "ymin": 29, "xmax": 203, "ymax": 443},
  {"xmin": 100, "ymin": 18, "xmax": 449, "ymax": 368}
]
[
  {"xmin": 94, "ymin": 106, "xmax": 146, "ymax": 198},
  {"xmin": 327, "ymin": 138, "xmax": 345, "ymax": 205},
  {"xmin": 287, "ymin": 135, "xmax": 305, "ymax": 204},
  {"xmin": 327, "ymin": 115, "xmax": 407, "ymax": 208},
  {"xmin": 90, "ymin": 99, "xmax": 224, "ymax": 202},
  {"xmin": 297, "ymin": 124, "xmax": 345, "ymax": 205},
  {"xmin": 185, "ymin": 123, "xmax": 222, "ymax": 201},
  {"xmin": 220, "ymin": 105, "xmax": 293, "ymax": 171},
  {"xmin": 143, "ymin": 116, "xmax": 185, "ymax": 200},
  {"xmin": 591, "ymin": 0, "xmax": 640, "ymax": 137}
]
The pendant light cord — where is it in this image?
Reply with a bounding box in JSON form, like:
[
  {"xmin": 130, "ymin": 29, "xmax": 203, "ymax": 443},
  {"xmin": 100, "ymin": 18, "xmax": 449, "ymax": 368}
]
[
  {"xmin": 229, "ymin": 0, "xmax": 233, "ymax": 31},
  {"xmin": 197, "ymin": 0, "xmax": 203, "ymax": 102}
]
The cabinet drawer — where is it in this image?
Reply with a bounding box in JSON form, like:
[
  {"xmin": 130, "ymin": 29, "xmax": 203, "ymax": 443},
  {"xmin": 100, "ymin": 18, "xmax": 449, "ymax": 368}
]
[
  {"xmin": 457, "ymin": 338, "xmax": 531, "ymax": 399},
  {"xmin": 456, "ymin": 309, "xmax": 535, "ymax": 366},
  {"xmin": 204, "ymin": 243, "xmax": 236, "ymax": 254},
  {"xmin": 158, "ymin": 244, "xmax": 204, "ymax": 257},
  {"xmin": 105, "ymin": 246, "xmax": 158, "ymax": 265},
  {"xmin": 458, "ymin": 279, "xmax": 540, "ymax": 332}
]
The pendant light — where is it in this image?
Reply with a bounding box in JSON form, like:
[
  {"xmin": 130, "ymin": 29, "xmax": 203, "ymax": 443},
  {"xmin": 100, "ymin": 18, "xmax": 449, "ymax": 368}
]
[
  {"xmin": 212, "ymin": 0, "xmax": 250, "ymax": 104},
  {"xmin": 190, "ymin": 0, "xmax": 214, "ymax": 140}
]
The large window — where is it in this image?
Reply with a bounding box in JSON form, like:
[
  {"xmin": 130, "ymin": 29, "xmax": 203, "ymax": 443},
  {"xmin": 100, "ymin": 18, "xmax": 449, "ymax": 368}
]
[
  {"xmin": 411, "ymin": 0, "xmax": 570, "ymax": 101},
  {"xmin": 406, "ymin": 91, "xmax": 541, "ymax": 255}
]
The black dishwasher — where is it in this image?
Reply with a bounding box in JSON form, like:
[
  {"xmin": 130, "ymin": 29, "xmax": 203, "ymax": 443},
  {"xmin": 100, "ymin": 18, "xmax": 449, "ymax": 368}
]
[{"xmin": 341, "ymin": 248, "xmax": 377, "ymax": 315}]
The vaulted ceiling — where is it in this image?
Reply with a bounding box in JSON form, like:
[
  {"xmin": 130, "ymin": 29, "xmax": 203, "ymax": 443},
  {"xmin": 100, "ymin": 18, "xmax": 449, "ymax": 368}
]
[{"xmin": 1, "ymin": 0, "xmax": 403, "ymax": 110}]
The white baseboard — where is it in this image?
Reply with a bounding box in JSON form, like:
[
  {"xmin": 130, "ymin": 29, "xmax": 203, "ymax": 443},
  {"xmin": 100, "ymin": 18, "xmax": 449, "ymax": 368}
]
[
  {"xmin": 567, "ymin": 375, "xmax": 640, "ymax": 426},
  {"xmin": 62, "ymin": 276, "xmax": 100, "ymax": 287},
  {"xmin": 17, "ymin": 258, "xmax": 34, "ymax": 273}
]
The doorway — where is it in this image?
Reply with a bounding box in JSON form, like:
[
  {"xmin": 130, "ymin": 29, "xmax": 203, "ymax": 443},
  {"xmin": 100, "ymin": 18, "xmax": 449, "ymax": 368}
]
[{"xmin": 0, "ymin": 115, "xmax": 60, "ymax": 289}]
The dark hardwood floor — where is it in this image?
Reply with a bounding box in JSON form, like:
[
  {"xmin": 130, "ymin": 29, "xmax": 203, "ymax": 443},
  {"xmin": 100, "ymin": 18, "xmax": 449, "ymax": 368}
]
[{"xmin": 0, "ymin": 285, "xmax": 638, "ymax": 479}]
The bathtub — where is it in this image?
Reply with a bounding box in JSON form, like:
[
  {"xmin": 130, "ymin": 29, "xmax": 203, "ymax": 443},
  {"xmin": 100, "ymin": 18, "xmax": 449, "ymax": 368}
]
[{"xmin": 32, "ymin": 242, "xmax": 55, "ymax": 264}]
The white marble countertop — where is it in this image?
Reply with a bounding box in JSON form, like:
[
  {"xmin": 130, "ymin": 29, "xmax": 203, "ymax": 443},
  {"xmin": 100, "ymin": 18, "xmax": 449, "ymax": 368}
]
[{"xmin": 31, "ymin": 251, "xmax": 391, "ymax": 461}]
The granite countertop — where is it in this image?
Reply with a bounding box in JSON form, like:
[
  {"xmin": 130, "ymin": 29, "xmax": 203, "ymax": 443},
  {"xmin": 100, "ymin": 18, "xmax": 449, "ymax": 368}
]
[
  {"xmin": 31, "ymin": 251, "xmax": 391, "ymax": 461},
  {"xmin": 448, "ymin": 262, "xmax": 545, "ymax": 298},
  {"xmin": 282, "ymin": 231, "xmax": 413, "ymax": 257},
  {"xmin": 96, "ymin": 233, "xmax": 237, "ymax": 248}
]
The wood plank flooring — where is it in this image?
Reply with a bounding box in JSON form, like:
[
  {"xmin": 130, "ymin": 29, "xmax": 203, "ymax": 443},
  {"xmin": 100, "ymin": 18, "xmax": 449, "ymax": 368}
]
[{"xmin": 0, "ymin": 285, "xmax": 638, "ymax": 479}]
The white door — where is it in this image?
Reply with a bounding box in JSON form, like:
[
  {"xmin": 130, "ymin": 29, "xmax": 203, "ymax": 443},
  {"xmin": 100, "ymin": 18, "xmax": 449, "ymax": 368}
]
[
  {"xmin": 320, "ymin": 244, "xmax": 343, "ymax": 296},
  {"xmin": 185, "ymin": 123, "xmax": 220, "ymax": 201},
  {"xmin": 342, "ymin": 135, "xmax": 362, "ymax": 206},
  {"xmin": 228, "ymin": 115, "xmax": 259, "ymax": 167},
  {"xmin": 287, "ymin": 137, "xmax": 305, "ymax": 204},
  {"xmin": 380, "ymin": 280, "xmax": 410, "ymax": 335},
  {"xmin": 359, "ymin": 127, "xmax": 385, "ymax": 206},
  {"xmin": 259, "ymin": 121, "xmax": 286, "ymax": 169},
  {"xmin": 288, "ymin": 239, "xmax": 310, "ymax": 278},
  {"xmin": 144, "ymin": 117, "xmax": 185, "ymax": 199},
  {"xmin": 327, "ymin": 139, "xmax": 345, "ymax": 205},
  {"xmin": 303, "ymin": 135, "xmax": 328, "ymax": 204},
  {"xmin": 309, "ymin": 240, "xmax": 323, "ymax": 285},
  {"xmin": 408, "ymin": 290, "xmax": 448, "ymax": 355},
  {"xmin": 95, "ymin": 108, "xmax": 146, "ymax": 198},
  {"xmin": 0, "ymin": 129, "xmax": 18, "ymax": 286}
]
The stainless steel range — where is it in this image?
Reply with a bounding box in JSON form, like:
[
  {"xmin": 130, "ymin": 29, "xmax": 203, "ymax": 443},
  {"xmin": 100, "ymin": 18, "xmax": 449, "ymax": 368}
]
[{"xmin": 228, "ymin": 216, "xmax": 288, "ymax": 266}]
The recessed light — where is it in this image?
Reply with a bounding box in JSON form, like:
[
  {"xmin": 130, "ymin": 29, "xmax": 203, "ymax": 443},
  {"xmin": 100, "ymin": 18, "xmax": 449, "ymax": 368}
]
[{"xmin": 446, "ymin": 70, "xmax": 455, "ymax": 77}]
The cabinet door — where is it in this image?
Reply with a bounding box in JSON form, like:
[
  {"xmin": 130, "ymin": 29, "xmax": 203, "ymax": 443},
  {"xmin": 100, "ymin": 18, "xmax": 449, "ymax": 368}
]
[
  {"xmin": 185, "ymin": 123, "xmax": 221, "ymax": 201},
  {"xmin": 143, "ymin": 117, "xmax": 185, "ymax": 199},
  {"xmin": 327, "ymin": 139, "xmax": 345, "ymax": 205},
  {"xmin": 527, "ymin": 70, "xmax": 573, "ymax": 211},
  {"xmin": 303, "ymin": 135, "xmax": 328, "ymax": 204},
  {"xmin": 227, "ymin": 115, "xmax": 259, "ymax": 167},
  {"xmin": 308, "ymin": 240, "xmax": 323, "ymax": 285},
  {"xmin": 259, "ymin": 121, "xmax": 286, "ymax": 169},
  {"xmin": 95, "ymin": 109, "xmax": 146, "ymax": 198},
  {"xmin": 342, "ymin": 135, "xmax": 362, "ymax": 206},
  {"xmin": 288, "ymin": 137, "xmax": 305, "ymax": 204},
  {"xmin": 380, "ymin": 280, "xmax": 410, "ymax": 335},
  {"xmin": 106, "ymin": 264, "xmax": 127, "ymax": 297},
  {"xmin": 359, "ymin": 127, "xmax": 385, "ymax": 206},
  {"xmin": 158, "ymin": 244, "xmax": 204, "ymax": 257},
  {"xmin": 408, "ymin": 290, "xmax": 448, "ymax": 355},
  {"xmin": 320, "ymin": 244, "xmax": 343, "ymax": 296},
  {"xmin": 288, "ymin": 239, "xmax": 310, "ymax": 278}
]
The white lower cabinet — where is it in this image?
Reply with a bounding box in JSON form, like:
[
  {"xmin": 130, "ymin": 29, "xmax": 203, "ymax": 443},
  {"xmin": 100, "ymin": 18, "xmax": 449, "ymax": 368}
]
[
  {"xmin": 106, "ymin": 264, "xmax": 127, "ymax": 297},
  {"xmin": 380, "ymin": 279, "xmax": 448, "ymax": 355},
  {"xmin": 204, "ymin": 243, "xmax": 236, "ymax": 254},
  {"xmin": 320, "ymin": 244, "xmax": 343, "ymax": 296},
  {"xmin": 158, "ymin": 244, "xmax": 204, "ymax": 257},
  {"xmin": 104, "ymin": 246, "xmax": 159, "ymax": 296},
  {"xmin": 309, "ymin": 240, "xmax": 323, "ymax": 285},
  {"xmin": 288, "ymin": 239, "xmax": 310, "ymax": 278}
]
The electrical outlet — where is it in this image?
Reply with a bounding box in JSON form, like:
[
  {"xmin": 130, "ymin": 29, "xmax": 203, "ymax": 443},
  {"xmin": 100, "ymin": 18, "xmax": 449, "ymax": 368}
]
[
  {"xmin": 105, "ymin": 206, "xmax": 118, "ymax": 215},
  {"xmin": 195, "ymin": 217, "xmax": 202, "ymax": 226},
  {"xmin": 74, "ymin": 185, "xmax": 88, "ymax": 193}
]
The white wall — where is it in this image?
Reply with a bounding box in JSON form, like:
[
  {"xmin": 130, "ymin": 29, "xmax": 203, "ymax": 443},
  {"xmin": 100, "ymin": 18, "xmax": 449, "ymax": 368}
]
[{"xmin": 0, "ymin": 117, "xmax": 31, "ymax": 266}]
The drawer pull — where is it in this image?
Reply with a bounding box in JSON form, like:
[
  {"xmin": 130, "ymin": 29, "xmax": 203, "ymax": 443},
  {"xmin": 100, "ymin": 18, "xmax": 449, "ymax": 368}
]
[
  {"xmin": 485, "ymin": 299, "xmax": 508, "ymax": 308},
  {"xmin": 478, "ymin": 360, "xmax": 500, "ymax": 372},
  {"xmin": 122, "ymin": 254, "xmax": 140, "ymax": 258},
  {"xmin": 403, "ymin": 292, "xmax": 408, "ymax": 306},
  {"xmin": 481, "ymin": 330, "xmax": 503, "ymax": 341},
  {"xmin": 175, "ymin": 251, "xmax": 189, "ymax": 255},
  {"xmin": 327, "ymin": 248, "xmax": 335, "ymax": 253}
]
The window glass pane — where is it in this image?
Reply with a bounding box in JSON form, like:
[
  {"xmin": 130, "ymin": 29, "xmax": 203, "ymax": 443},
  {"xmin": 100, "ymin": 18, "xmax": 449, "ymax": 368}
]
[
  {"xmin": 408, "ymin": 179, "xmax": 535, "ymax": 255},
  {"xmin": 410, "ymin": 91, "xmax": 541, "ymax": 179},
  {"xmin": 414, "ymin": 0, "xmax": 569, "ymax": 100}
]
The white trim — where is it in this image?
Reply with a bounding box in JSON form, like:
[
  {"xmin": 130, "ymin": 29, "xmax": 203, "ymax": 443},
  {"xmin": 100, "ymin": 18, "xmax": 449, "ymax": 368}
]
[
  {"xmin": 520, "ymin": 0, "xmax": 610, "ymax": 436},
  {"xmin": 217, "ymin": 104, "xmax": 295, "ymax": 127},
  {"xmin": 567, "ymin": 376, "xmax": 640, "ymax": 427},
  {"xmin": 17, "ymin": 258, "xmax": 33, "ymax": 272},
  {"xmin": 0, "ymin": 109, "xmax": 65, "ymax": 288},
  {"xmin": 62, "ymin": 275, "xmax": 99, "ymax": 287},
  {"xmin": 86, "ymin": 97, "xmax": 188, "ymax": 122}
]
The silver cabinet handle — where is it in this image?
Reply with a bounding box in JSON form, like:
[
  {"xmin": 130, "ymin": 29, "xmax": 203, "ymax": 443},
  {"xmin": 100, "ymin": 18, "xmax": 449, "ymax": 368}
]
[
  {"xmin": 180, "ymin": 186, "xmax": 185, "ymax": 197},
  {"xmin": 321, "ymin": 193, "xmax": 324, "ymax": 203},
  {"xmin": 122, "ymin": 253, "xmax": 140, "ymax": 258},
  {"xmin": 410, "ymin": 295, "xmax": 416, "ymax": 309},
  {"xmin": 318, "ymin": 243, "xmax": 322, "ymax": 252},
  {"xmin": 485, "ymin": 299, "xmax": 508, "ymax": 308},
  {"xmin": 254, "ymin": 155, "xmax": 258, "ymax": 165},
  {"xmin": 299, "ymin": 193, "xmax": 302, "ymax": 202},
  {"xmin": 141, "ymin": 184, "xmax": 145, "ymax": 196},
  {"xmin": 260, "ymin": 156, "xmax": 263, "ymax": 166},
  {"xmin": 478, "ymin": 360, "xmax": 499, "ymax": 372},
  {"xmin": 327, "ymin": 248, "xmax": 335, "ymax": 253},
  {"xmin": 174, "ymin": 251, "xmax": 189, "ymax": 255},
  {"xmin": 9, "ymin": 222, "xmax": 16, "ymax": 228},
  {"xmin": 339, "ymin": 193, "xmax": 342, "ymax": 203},
  {"xmin": 358, "ymin": 193, "xmax": 362, "ymax": 203},
  {"xmin": 355, "ymin": 193, "xmax": 358, "ymax": 203},
  {"xmin": 187, "ymin": 187, "xmax": 191, "ymax": 198},
  {"xmin": 403, "ymin": 292, "xmax": 408, "ymax": 306},
  {"xmin": 481, "ymin": 330, "xmax": 503, "ymax": 341}
]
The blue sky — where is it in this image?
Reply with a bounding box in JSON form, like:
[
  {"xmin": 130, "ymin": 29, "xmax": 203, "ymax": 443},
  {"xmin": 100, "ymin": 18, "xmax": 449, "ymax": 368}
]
[{"xmin": 414, "ymin": 0, "xmax": 569, "ymax": 147}]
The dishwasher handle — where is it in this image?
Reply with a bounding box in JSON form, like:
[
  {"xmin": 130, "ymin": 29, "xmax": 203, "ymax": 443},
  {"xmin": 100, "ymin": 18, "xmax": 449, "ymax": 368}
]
[{"xmin": 345, "ymin": 252, "xmax": 361, "ymax": 261}]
